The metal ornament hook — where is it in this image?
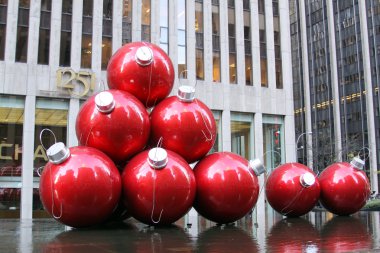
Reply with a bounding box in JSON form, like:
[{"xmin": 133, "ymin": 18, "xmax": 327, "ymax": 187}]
[{"xmin": 39, "ymin": 128, "xmax": 57, "ymax": 151}]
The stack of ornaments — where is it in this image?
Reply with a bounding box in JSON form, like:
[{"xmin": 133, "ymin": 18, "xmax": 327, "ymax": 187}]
[{"xmin": 39, "ymin": 42, "xmax": 265, "ymax": 228}]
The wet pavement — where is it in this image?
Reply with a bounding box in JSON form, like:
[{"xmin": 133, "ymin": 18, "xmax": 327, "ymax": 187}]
[{"xmin": 0, "ymin": 211, "xmax": 379, "ymax": 253}]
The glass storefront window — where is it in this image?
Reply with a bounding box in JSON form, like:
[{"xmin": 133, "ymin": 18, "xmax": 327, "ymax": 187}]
[
  {"xmin": 231, "ymin": 113, "xmax": 253, "ymax": 160},
  {"xmin": 33, "ymin": 98, "xmax": 68, "ymax": 218},
  {"xmin": 0, "ymin": 95, "xmax": 24, "ymax": 218},
  {"xmin": 210, "ymin": 111, "xmax": 222, "ymax": 153},
  {"xmin": 263, "ymin": 115, "xmax": 284, "ymax": 172}
]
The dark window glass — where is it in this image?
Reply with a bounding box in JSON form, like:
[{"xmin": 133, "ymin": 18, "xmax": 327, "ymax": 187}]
[
  {"xmin": 102, "ymin": 0, "xmax": 112, "ymax": 70},
  {"xmin": 122, "ymin": 0, "xmax": 132, "ymax": 44},
  {"xmin": 38, "ymin": 0, "xmax": 51, "ymax": 65},
  {"xmin": 81, "ymin": 0, "xmax": 93, "ymax": 69},
  {"xmin": 15, "ymin": 1, "xmax": 30, "ymax": 62},
  {"xmin": 59, "ymin": 0, "xmax": 72, "ymax": 66},
  {"xmin": 0, "ymin": 0, "xmax": 7, "ymax": 60}
]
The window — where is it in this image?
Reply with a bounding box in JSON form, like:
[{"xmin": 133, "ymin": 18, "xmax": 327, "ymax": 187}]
[
  {"xmin": 102, "ymin": 0, "xmax": 112, "ymax": 70},
  {"xmin": 16, "ymin": 0, "xmax": 30, "ymax": 62},
  {"xmin": 259, "ymin": 3, "xmax": 267, "ymax": 87},
  {"xmin": 210, "ymin": 111, "xmax": 222, "ymax": 153},
  {"xmin": 159, "ymin": 0, "xmax": 168, "ymax": 53},
  {"xmin": 33, "ymin": 98, "xmax": 68, "ymax": 218},
  {"xmin": 178, "ymin": 0, "xmax": 187, "ymax": 78},
  {"xmin": 59, "ymin": 0, "xmax": 72, "ymax": 66},
  {"xmin": 0, "ymin": 95, "xmax": 25, "ymax": 218},
  {"xmin": 244, "ymin": 9, "xmax": 252, "ymax": 85},
  {"xmin": 122, "ymin": 0, "xmax": 132, "ymax": 44},
  {"xmin": 231, "ymin": 113, "xmax": 254, "ymax": 160},
  {"xmin": 0, "ymin": 0, "xmax": 8, "ymax": 60},
  {"xmin": 273, "ymin": 0, "xmax": 283, "ymax": 89},
  {"xmin": 38, "ymin": 0, "xmax": 51, "ymax": 65},
  {"xmin": 141, "ymin": 0, "xmax": 151, "ymax": 41},
  {"xmin": 195, "ymin": 1, "xmax": 204, "ymax": 80},
  {"xmin": 263, "ymin": 115, "xmax": 284, "ymax": 171},
  {"xmin": 212, "ymin": 3, "xmax": 220, "ymax": 82},
  {"xmin": 81, "ymin": 0, "xmax": 93, "ymax": 69},
  {"xmin": 228, "ymin": 6, "xmax": 236, "ymax": 84}
]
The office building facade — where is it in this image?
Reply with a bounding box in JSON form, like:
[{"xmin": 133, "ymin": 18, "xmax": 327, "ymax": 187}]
[
  {"xmin": 290, "ymin": 0, "xmax": 379, "ymax": 192},
  {"xmin": 0, "ymin": 0, "xmax": 295, "ymax": 221}
]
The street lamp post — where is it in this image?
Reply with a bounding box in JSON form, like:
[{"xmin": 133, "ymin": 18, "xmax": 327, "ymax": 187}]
[{"xmin": 296, "ymin": 132, "xmax": 312, "ymax": 161}]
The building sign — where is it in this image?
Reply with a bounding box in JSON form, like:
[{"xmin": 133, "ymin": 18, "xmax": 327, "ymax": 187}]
[
  {"xmin": 56, "ymin": 68, "xmax": 96, "ymax": 97},
  {"xmin": 0, "ymin": 143, "xmax": 48, "ymax": 161}
]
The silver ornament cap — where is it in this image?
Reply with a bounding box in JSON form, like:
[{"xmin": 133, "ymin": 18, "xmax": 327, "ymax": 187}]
[
  {"xmin": 47, "ymin": 142, "xmax": 70, "ymax": 164},
  {"xmin": 248, "ymin": 159, "xmax": 265, "ymax": 176},
  {"xmin": 177, "ymin": 85, "xmax": 195, "ymax": 102},
  {"xmin": 300, "ymin": 172, "xmax": 316, "ymax": 187},
  {"xmin": 135, "ymin": 46, "xmax": 153, "ymax": 66},
  {"xmin": 95, "ymin": 91, "xmax": 115, "ymax": 113},
  {"xmin": 350, "ymin": 157, "xmax": 365, "ymax": 170},
  {"xmin": 148, "ymin": 147, "xmax": 168, "ymax": 169}
]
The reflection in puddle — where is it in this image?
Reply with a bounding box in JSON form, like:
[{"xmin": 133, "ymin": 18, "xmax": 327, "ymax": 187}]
[
  {"xmin": 266, "ymin": 218, "xmax": 320, "ymax": 252},
  {"xmin": 0, "ymin": 211, "xmax": 379, "ymax": 253}
]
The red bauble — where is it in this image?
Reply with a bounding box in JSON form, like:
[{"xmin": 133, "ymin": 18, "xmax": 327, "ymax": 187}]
[
  {"xmin": 75, "ymin": 90, "xmax": 150, "ymax": 164},
  {"xmin": 265, "ymin": 163, "xmax": 320, "ymax": 217},
  {"xmin": 107, "ymin": 42, "xmax": 174, "ymax": 108},
  {"xmin": 150, "ymin": 86, "xmax": 216, "ymax": 164},
  {"xmin": 321, "ymin": 216, "xmax": 372, "ymax": 252},
  {"xmin": 39, "ymin": 144, "xmax": 121, "ymax": 228},
  {"xmin": 193, "ymin": 152, "xmax": 260, "ymax": 224},
  {"xmin": 318, "ymin": 158, "xmax": 370, "ymax": 215},
  {"xmin": 121, "ymin": 148, "xmax": 196, "ymax": 226}
]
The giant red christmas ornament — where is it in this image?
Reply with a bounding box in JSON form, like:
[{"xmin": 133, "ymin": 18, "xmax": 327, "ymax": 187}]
[
  {"xmin": 318, "ymin": 157, "xmax": 370, "ymax": 215},
  {"xmin": 39, "ymin": 143, "xmax": 121, "ymax": 228},
  {"xmin": 75, "ymin": 90, "xmax": 150, "ymax": 164},
  {"xmin": 265, "ymin": 163, "xmax": 320, "ymax": 217},
  {"xmin": 150, "ymin": 86, "xmax": 216, "ymax": 164},
  {"xmin": 193, "ymin": 152, "xmax": 264, "ymax": 224},
  {"xmin": 107, "ymin": 41, "xmax": 174, "ymax": 108},
  {"xmin": 121, "ymin": 147, "xmax": 196, "ymax": 226}
]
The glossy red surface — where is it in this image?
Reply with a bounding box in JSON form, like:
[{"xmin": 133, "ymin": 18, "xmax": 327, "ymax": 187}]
[
  {"xmin": 150, "ymin": 96, "xmax": 216, "ymax": 164},
  {"xmin": 193, "ymin": 152, "xmax": 260, "ymax": 224},
  {"xmin": 121, "ymin": 149, "xmax": 196, "ymax": 226},
  {"xmin": 265, "ymin": 163, "xmax": 320, "ymax": 217},
  {"xmin": 321, "ymin": 216, "xmax": 372, "ymax": 252},
  {"xmin": 318, "ymin": 162, "xmax": 370, "ymax": 215},
  {"xmin": 39, "ymin": 146, "xmax": 121, "ymax": 228},
  {"xmin": 107, "ymin": 42, "xmax": 174, "ymax": 108},
  {"xmin": 75, "ymin": 89, "xmax": 150, "ymax": 164},
  {"xmin": 266, "ymin": 218, "xmax": 320, "ymax": 253}
]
